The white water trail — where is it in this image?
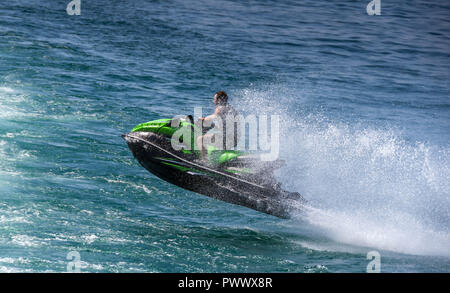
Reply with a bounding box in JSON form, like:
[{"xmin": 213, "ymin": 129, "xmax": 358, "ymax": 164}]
[{"xmin": 234, "ymin": 84, "xmax": 450, "ymax": 257}]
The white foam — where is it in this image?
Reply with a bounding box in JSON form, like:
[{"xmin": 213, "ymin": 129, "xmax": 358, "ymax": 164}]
[
  {"xmin": 303, "ymin": 206, "xmax": 450, "ymax": 256},
  {"xmin": 283, "ymin": 122, "xmax": 450, "ymax": 256},
  {"xmin": 81, "ymin": 234, "xmax": 99, "ymax": 244},
  {"xmin": 235, "ymin": 84, "xmax": 450, "ymax": 257},
  {"xmin": 0, "ymin": 87, "xmax": 14, "ymax": 93},
  {"xmin": 11, "ymin": 235, "xmax": 43, "ymax": 247}
]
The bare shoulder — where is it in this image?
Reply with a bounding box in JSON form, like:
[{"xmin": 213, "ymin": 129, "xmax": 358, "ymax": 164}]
[{"xmin": 215, "ymin": 106, "xmax": 225, "ymax": 115}]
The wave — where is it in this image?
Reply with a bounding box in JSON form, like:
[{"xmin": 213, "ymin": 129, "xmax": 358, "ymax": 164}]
[{"xmin": 235, "ymin": 83, "xmax": 450, "ymax": 256}]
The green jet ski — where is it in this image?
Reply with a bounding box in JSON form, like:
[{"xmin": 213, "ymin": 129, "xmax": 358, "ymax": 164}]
[{"xmin": 122, "ymin": 115, "xmax": 305, "ymax": 218}]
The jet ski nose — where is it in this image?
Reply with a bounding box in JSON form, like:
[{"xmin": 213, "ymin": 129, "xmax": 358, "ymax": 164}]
[
  {"xmin": 122, "ymin": 133, "xmax": 138, "ymax": 142},
  {"xmin": 121, "ymin": 133, "xmax": 135, "ymax": 144},
  {"xmin": 122, "ymin": 133, "xmax": 141, "ymax": 157}
]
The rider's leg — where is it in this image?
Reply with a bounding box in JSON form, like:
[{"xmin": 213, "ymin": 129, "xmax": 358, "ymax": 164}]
[
  {"xmin": 197, "ymin": 133, "xmax": 215, "ymax": 161},
  {"xmin": 196, "ymin": 135, "xmax": 206, "ymax": 160}
]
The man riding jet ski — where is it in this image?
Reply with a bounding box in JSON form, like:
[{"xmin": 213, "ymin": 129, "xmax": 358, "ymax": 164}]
[
  {"xmin": 195, "ymin": 91, "xmax": 240, "ymax": 161},
  {"xmin": 122, "ymin": 91, "xmax": 305, "ymax": 218}
]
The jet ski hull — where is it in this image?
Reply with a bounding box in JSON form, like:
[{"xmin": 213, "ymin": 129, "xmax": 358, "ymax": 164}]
[{"xmin": 122, "ymin": 132, "xmax": 303, "ymax": 218}]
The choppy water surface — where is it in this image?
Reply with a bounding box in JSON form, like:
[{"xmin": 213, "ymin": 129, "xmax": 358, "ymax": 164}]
[{"xmin": 0, "ymin": 0, "xmax": 449, "ymax": 272}]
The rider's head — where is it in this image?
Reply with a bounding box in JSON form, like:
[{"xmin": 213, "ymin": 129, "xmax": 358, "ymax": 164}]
[{"xmin": 214, "ymin": 91, "xmax": 228, "ymax": 106}]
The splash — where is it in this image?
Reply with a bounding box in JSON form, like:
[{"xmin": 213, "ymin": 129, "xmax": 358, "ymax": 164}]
[{"xmin": 234, "ymin": 84, "xmax": 450, "ymax": 257}]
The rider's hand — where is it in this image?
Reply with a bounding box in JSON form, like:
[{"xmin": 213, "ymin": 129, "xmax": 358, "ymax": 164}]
[{"xmin": 196, "ymin": 117, "xmax": 205, "ymax": 127}]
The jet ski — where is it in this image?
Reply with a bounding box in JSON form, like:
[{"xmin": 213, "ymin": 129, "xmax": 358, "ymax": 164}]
[{"xmin": 122, "ymin": 115, "xmax": 305, "ymax": 218}]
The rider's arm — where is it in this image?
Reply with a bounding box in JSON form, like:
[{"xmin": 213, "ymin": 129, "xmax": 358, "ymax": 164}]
[{"xmin": 199, "ymin": 107, "xmax": 222, "ymax": 127}]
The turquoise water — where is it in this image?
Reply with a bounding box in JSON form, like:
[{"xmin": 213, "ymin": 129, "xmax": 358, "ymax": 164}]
[{"xmin": 0, "ymin": 0, "xmax": 449, "ymax": 272}]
